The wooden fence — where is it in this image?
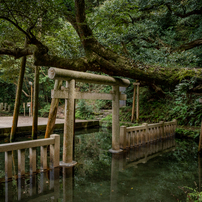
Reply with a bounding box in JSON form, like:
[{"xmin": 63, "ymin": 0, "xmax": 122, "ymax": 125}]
[
  {"xmin": 120, "ymin": 120, "xmax": 177, "ymax": 149},
  {"xmin": 0, "ymin": 134, "xmax": 60, "ymax": 180}
]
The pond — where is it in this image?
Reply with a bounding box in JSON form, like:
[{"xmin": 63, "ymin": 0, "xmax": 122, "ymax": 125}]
[{"xmin": 0, "ymin": 127, "xmax": 200, "ymax": 201}]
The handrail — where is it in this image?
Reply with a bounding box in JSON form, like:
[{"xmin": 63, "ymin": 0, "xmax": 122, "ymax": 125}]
[
  {"xmin": 0, "ymin": 138, "xmax": 54, "ymax": 152},
  {"xmin": 120, "ymin": 120, "xmax": 177, "ymax": 149},
  {"xmin": 0, "ymin": 134, "xmax": 60, "ymax": 180}
]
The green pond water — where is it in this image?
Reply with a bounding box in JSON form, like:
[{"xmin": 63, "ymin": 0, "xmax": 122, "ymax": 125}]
[{"xmin": 0, "ymin": 127, "xmax": 200, "ymax": 202}]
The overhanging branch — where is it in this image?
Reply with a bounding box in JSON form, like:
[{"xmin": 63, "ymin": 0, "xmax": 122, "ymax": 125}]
[
  {"xmin": 0, "ymin": 47, "xmax": 33, "ymax": 59},
  {"xmin": 171, "ymin": 38, "xmax": 202, "ymax": 52}
]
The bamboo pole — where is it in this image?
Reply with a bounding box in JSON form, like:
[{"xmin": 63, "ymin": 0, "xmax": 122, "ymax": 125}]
[
  {"xmin": 10, "ymin": 38, "xmax": 27, "ymax": 142},
  {"xmin": 136, "ymin": 84, "xmax": 140, "ymax": 122},
  {"xmin": 198, "ymin": 121, "xmax": 202, "ymax": 152},
  {"xmin": 32, "ymin": 66, "xmax": 39, "ymax": 139},
  {"xmin": 131, "ymin": 84, "xmax": 136, "ymax": 122}
]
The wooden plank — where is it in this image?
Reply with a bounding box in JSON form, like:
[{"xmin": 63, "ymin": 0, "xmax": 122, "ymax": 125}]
[
  {"xmin": 148, "ymin": 123, "xmax": 162, "ymax": 127},
  {"xmin": 29, "ymin": 147, "xmax": 36, "ymax": 173},
  {"xmin": 126, "ymin": 125, "xmax": 146, "ymax": 132},
  {"xmin": 18, "ymin": 149, "xmax": 25, "ymax": 176},
  {"xmin": 50, "ymin": 134, "xmax": 60, "ymax": 168},
  {"xmin": 133, "ymin": 83, "xmax": 140, "ymax": 85},
  {"xmin": 5, "ymin": 151, "xmax": 12, "ymax": 179},
  {"xmin": 0, "ymin": 138, "xmax": 54, "ymax": 152},
  {"xmin": 51, "ymin": 90, "xmax": 127, "ymax": 100},
  {"xmin": 40, "ymin": 146, "xmax": 47, "ymax": 170}
]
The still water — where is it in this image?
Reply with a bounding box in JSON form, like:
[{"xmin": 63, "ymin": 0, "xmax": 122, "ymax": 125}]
[{"xmin": 0, "ymin": 127, "xmax": 200, "ymax": 201}]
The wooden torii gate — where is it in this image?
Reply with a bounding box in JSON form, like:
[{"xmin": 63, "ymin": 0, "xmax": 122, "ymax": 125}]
[{"xmin": 48, "ymin": 68, "xmax": 130, "ymax": 167}]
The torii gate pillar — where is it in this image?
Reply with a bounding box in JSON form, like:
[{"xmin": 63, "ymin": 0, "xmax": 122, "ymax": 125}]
[
  {"xmin": 109, "ymin": 85, "xmax": 123, "ymax": 153},
  {"xmin": 60, "ymin": 79, "xmax": 77, "ymax": 167}
]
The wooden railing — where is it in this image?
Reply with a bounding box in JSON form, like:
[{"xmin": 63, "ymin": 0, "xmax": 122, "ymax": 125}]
[
  {"xmin": 0, "ymin": 134, "xmax": 60, "ymax": 180},
  {"xmin": 120, "ymin": 120, "xmax": 177, "ymax": 149}
]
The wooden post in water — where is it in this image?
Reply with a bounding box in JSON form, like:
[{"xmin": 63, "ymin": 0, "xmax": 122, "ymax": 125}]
[
  {"xmin": 18, "ymin": 149, "xmax": 25, "ymax": 176},
  {"xmin": 60, "ymin": 79, "xmax": 77, "ymax": 166},
  {"xmin": 159, "ymin": 121, "xmax": 164, "ymax": 139},
  {"xmin": 110, "ymin": 154, "xmax": 121, "ymax": 202},
  {"xmin": 142, "ymin": 123, "xmax": 148, "ymax": 143},
  {"xmin": 5, "ymin": 151, "xmax": 12, "ymax": 180},
  {"xmin": 63, "ymin": 167, "xmax": 73, "ymax": 202},
  {"xmin": 29, "ymin": 147, "xmax": 36, "ymax": 173},
  {"xmin": 109, "ymin": 85, "xmax": 122, "ymax": 153}
]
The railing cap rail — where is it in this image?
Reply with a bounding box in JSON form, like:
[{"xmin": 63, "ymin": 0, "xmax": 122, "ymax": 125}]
[{"xmin": 0, "ymin": 137, "xmax": 56, "ymax": 152}]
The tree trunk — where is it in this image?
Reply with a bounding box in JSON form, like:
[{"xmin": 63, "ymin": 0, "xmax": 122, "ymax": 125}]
[
  {"xmin": 45, "ymin": 80, "xmax": 62, "ymax": 138},
  {"xmin": 10, "ymin": 38, "xmax": 27, "ymax": 142},
  {"xmin": 32, "ymin": 66, "xmax": 39, "ymax": 139},
  {"xmin": 198, "ymin": 121, "xmax": 202, "ymax": 153}
]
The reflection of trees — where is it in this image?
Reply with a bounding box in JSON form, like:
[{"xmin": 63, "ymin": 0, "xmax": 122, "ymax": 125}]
[
  {"xmin": 74, "ymin": 129, "xmax": 112, "ymax": 183},
  {"xmin": 116, "ymin": 139, "xmax": 198, "ymax": 201}
]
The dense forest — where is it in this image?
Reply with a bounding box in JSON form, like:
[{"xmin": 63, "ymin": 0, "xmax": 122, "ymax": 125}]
[{"xmin": 0, "ymin": 0, "xmax": 202, "ymax": 131}]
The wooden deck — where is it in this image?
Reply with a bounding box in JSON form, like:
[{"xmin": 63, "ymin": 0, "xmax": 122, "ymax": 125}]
[{"xmin": 0, "ymin": 116, "xmax": 99, "ymax": 137}]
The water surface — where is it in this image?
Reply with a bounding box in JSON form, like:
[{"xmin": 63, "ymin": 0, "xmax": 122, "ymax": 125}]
[{"xmin": 0, "ymin": 128, "xmax": 199, "ymax": 201}]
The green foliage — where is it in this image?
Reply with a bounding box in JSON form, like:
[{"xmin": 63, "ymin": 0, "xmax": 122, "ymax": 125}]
[
  {"xmin": 88, "ymin": 0, "xmax": 202, "ymax": 67},
  {"xmin": 170, "ymin": 80, "xmax": 202, "ymax": 126},
  {"xmin": 179, "ymin": 185, "xmax": 202, "ymax": 202},
  {"xmin": 75, "ymin": 99, "xmax": 94, "ymax": 120},
  {"xmin": 175, "ymin": 128, "xmax": 199, "ymax": 139},
  {"xmin": 38, "ymin": 104, "xmax": 51, "ymax": 117},
  {"xmin": 100, "ymin": 114, "xmax": 112, "ymax": 128}
]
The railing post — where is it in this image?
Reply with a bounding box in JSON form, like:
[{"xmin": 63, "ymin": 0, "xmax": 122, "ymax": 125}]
[
  {"xmin": 120, "ymin": 126, "xmax": 126, "ymax": 150},
  {"xmin": 159, "ymin": 121, "xmax": 164, "ymax": 139},
  {"xmin": 29, "ymin": 147, "xmax": 36, "ymax": 173},
  {"xmin": 50, "ymin": 134, "xmax": 60, "ymax": 168},
  {"xmin": 18, "ymin": 149, "xmax": 25, "ymax": 176},
  {"xmin": 126, "ymin": 132, "xmax": 130, "ymax": 148},
  {"xmin": 173, "ymin": 119, "xmax": 177, "ymax": 136},
  {"xmin": 5, "ymin": 151, "xmax": 12, "ymax": 180},
  {"xmin": 142, "ymin": 123, "xmax": 148, "ymax": 144},
  {"xmin": 40, "ymin": 146, "xmax": 47, "ymax": 170}
]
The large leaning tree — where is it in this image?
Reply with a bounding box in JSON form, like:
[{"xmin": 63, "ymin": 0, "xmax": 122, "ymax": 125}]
[{"xmin": 0, "ymin": 0, "xmax": 202, "ymax": 137}]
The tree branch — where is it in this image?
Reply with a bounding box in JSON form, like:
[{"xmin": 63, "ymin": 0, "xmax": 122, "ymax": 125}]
[
  {"xmin": 166, "ymin": 4, "xmax": 202, "ymax": 18},
  {"xmin": 14, "ymin": 82, "xmax": 30, "ymax": 97},
  {"xmin": 171, "ymin": 38, "xmax": 202, "ymax": 52},
  {"xmin": 0, "ymin": 16, "xmax": 31, "ymax": 40},
  {"xmin": 0, "ymin": 47, "xmax": 33, "ymax": 59}
]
